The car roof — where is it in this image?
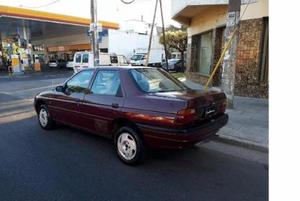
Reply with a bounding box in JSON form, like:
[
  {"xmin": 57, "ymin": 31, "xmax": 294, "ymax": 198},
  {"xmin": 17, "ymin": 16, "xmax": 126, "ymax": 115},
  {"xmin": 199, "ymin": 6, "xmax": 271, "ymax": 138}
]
[{"xmin": 91, "ymin": 66, "xmax": 152, "ymax": 71}]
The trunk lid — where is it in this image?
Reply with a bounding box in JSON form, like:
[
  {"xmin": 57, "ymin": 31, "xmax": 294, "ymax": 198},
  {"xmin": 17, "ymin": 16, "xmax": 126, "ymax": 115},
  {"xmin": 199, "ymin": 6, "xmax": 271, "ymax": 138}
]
[{"xmin": 154, "ymin": 89, "xmax": 227, "ymax": 120}]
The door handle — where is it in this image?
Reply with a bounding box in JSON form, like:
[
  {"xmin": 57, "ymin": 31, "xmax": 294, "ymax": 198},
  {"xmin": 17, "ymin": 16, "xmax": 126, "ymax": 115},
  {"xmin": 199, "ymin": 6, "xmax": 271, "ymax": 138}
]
[
  {"xmin": 75, "ymin": 98, "xmax": 81, "ymax": 103},
  {"xmin": 112, "ymin": 103, "xmax": 119, "ymax": 108}
]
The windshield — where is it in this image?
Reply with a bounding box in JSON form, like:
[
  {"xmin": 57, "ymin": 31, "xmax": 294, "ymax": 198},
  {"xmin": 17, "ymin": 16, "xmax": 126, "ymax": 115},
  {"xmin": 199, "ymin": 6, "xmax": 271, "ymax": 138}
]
[
  {"xmin": 131, "ymin": 54, "xmax": 144, "ymax": 61},
  {"xmin": 129, "ymin": 68, "xmax": 188, "ymax": 93},
  {"xmin": 168, "ymin": 59, "xmax": 180, "ymax": 65}
]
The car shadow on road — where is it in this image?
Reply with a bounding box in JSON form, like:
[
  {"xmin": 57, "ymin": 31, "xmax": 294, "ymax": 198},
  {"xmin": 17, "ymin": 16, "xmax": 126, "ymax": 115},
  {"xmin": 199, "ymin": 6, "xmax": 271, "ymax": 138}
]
[{"xmin": 0, "ymin": 115, "xmax": 268, "ymax": 201}]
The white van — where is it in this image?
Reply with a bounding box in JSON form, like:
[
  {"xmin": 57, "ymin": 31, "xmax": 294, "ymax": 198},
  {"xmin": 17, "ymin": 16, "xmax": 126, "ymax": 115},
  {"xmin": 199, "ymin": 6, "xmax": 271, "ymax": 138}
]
[{"xmin": 73, "ymin": 51, "xmax": 129, "ymax": 73}]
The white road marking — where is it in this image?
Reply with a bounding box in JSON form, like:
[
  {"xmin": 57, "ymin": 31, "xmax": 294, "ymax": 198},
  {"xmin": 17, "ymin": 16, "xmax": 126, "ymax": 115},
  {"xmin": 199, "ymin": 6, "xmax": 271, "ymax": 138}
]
[
  {"xmin": 0, "ymin": 110, "xmax": 36, "ymax": 125},
  {"xmin": 0, "ymin": 99, "xmax": 33, "ymax": 111},
  {"xmin": 1, "ymin": 85, "xmax": 55, "ymax": 94}
]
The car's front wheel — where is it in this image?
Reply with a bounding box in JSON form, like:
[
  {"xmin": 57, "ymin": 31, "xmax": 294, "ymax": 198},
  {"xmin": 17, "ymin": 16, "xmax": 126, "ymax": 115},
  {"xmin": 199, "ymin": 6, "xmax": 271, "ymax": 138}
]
[
  {"xmin": 114, "ymin": 126, "xmax": 145, "ymax": 165},
  {"xmin": 38, "ymin": 105, "xmax": 55, "ymax": 130}
]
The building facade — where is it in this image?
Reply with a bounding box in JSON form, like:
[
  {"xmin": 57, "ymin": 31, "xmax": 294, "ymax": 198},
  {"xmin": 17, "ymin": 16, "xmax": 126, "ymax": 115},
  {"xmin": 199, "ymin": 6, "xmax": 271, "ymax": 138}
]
[{"xmin": 171, "ymin": 0, "xmax": 269, "ymax": 98}]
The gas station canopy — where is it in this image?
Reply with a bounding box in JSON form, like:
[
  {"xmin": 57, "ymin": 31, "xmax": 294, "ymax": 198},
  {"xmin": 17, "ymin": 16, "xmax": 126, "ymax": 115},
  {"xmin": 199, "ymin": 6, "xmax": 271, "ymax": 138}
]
[
  {"xmin": 0, "ymin": 5, "xmax": 119, "ymax": 29},
  {"xmin": 0, "ymin": 5, "xmax": 119, "ymax": 45},
  {"xmin": 0, "ymin": 5, "xmax": 119, "ymax": 72}
]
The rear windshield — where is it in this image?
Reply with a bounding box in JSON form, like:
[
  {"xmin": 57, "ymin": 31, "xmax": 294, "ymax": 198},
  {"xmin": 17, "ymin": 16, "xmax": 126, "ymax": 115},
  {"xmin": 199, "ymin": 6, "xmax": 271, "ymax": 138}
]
[
  {"xmin": 110, "ymin": 56, "xmax": 118, "ymax": 64},
  {"xmin": 129, "ymin": 68, "xmax": 188, "ymax": 93}
]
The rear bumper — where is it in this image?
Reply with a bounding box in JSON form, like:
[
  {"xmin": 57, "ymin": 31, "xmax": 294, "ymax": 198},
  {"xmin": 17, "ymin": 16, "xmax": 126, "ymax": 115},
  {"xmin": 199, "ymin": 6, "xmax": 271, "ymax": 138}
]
[{"xmin": 138, "ymin": 114, "xmax": 229, "ymax": 149}]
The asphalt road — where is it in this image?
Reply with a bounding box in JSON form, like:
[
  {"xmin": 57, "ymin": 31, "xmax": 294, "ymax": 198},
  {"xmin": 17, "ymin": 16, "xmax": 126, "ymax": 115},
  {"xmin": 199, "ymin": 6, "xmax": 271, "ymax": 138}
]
[{"xmin": 0, "ymin": 73, "xmax": 268, "ymax": 201}]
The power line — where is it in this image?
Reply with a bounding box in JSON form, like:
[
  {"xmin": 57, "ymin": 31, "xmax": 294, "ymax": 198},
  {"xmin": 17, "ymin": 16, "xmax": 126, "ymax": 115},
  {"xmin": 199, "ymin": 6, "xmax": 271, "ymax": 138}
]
[
  {"xmin": 120, "ymin": 0, "xmax": 135, "ymax": 4},
  {"xmin": 240, "ymin": 0, "xmax": 251, "ymax": 21},
  {"xmin": 19, "ymin": 0, "xmax": 60, "ymax": 9}
]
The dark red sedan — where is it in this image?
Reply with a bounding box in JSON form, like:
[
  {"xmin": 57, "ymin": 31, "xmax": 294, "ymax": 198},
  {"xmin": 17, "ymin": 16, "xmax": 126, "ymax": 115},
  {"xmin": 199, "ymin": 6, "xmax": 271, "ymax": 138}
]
[{"xmin": 34, "ymin": 66, "xmax": 228, "ymax": 165}]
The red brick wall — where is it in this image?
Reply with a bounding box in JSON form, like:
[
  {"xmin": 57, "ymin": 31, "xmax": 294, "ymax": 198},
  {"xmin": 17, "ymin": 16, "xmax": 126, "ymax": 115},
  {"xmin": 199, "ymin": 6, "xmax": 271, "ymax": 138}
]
[
  {"xmin": 235, "ymin": 18, "xmax": 268, "ymax": 98},
  {"xmin": 186, "ymin": 18, "xmax": 268, "ymax": 98}
]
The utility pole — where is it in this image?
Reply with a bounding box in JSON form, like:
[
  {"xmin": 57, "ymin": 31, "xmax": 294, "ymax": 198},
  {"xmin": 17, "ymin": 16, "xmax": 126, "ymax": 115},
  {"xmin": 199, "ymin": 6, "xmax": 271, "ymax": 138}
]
[
  {"xmin": 159, "ymin": 0, "xmax": 168, "ymax": 70},
  {"xmin": 145, "ymin": 0, "xmax": 158, "ymax": 67},
  {"xmin": 0, "ymin": 32, "xmax": 4, "ymax": 70},
  {"xmin": 91, "ymin": 0, "xmax": 100, "ymax": 66},
  {"xmin": 221, "ymin": 0, "xmax": 241, "ymax": 108},
  {"xmin": 145, "ymin": 0, "xmax": 169, "ymax": 69}
]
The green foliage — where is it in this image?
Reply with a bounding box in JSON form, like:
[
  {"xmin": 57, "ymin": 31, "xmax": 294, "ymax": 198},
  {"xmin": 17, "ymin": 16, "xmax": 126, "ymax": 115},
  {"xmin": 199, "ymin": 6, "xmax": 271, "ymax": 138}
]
[{"xmin": 159, "ymin": 29, "xmax": 187, "ymax": 52}]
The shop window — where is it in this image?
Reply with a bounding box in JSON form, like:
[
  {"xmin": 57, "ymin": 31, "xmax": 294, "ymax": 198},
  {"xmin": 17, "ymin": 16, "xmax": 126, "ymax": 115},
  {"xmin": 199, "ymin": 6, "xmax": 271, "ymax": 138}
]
[
  {"xmin": 196, "ymin": 31, "xmax": 213, "ymax": 76},
  {"xmin": 260, "ymin": 17, "xmax": 269, "ymax": 82}
]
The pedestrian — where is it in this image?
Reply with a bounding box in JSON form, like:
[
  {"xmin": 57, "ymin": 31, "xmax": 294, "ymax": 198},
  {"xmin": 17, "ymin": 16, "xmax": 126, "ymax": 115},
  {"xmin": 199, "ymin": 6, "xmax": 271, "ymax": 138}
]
[{"xmin": 8, "ymin": 59, "xmax": 13, "ymax": 76}]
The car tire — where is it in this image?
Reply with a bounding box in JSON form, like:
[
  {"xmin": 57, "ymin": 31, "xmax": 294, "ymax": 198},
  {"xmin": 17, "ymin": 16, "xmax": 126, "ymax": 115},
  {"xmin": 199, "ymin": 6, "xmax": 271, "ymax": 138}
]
[
  {"xmin": 38, "ymin": 105, "xmax": 55, "ymax": 130},
  {"xmin": 114, "ymin": 126, "xmax": 145, "ymax": 165}
]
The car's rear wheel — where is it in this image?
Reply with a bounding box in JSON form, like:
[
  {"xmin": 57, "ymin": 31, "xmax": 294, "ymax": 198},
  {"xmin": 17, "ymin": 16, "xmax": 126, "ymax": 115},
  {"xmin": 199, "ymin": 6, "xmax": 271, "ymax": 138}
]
[
  {"xmin": 114, "ymin": 126, "xmax": 145, "ymax": 165},
  {"xmin": 38, "ymin": 105, "xmax": 55, "ymax": 130}
]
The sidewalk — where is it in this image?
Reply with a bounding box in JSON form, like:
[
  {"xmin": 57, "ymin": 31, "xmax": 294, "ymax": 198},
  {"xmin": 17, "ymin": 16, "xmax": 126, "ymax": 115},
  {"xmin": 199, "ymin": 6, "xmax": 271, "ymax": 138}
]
[{"xmin": 182, "ymin": 78, "xmax": 268, "ymax": 151}]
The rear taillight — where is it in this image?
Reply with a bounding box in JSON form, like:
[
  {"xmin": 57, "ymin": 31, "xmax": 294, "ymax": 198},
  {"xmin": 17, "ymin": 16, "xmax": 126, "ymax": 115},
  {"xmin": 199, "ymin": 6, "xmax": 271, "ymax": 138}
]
[
  {"xmin": 219, "ymin": 100, "xmax": 227, "ymax": 113},
  {"xmin": 175, "ymin": 108, "xmax": 197, "ymax": 125}
]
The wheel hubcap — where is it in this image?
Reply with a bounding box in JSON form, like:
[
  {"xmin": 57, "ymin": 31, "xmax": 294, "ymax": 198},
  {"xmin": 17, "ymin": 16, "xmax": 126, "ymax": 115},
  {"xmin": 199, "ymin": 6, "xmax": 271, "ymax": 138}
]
[
  {"xmin": 39, "ymin": 108, "xmax": 48, "ymax": 127},
  {"xmin": 117, "ymin": 133, "xmax": 137, "ymax": 160}
]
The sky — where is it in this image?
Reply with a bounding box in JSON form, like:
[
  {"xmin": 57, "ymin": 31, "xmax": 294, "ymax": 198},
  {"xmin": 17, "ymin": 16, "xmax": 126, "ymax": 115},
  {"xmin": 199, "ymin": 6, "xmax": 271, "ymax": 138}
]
[{"xmin": 0, "ymin": 0, "xmax": 180, "ymax": 27}]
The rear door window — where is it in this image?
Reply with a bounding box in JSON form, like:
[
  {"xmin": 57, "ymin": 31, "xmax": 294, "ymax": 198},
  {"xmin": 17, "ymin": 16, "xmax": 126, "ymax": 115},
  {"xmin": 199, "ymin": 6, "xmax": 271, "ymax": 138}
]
[
  {"xmin": 91, "ymin": 70, "xmax": 121, "ymax": 96},
  {"xmin": 82, "ymin": 54, "xmax": 89, "ymax": 63},
  {"xmin": 110, "ymin": 56, "xmax": 118, "ymax": 64},
  {"xmin": 75, "ymin": 54, "xmax": 82, "ymax": 63}
]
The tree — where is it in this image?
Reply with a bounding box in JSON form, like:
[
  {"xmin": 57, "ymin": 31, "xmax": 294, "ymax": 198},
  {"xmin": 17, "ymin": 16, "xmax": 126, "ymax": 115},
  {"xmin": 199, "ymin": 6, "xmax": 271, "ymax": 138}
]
[{"xmin": 159, "ymin": 29, "xmax": 187, "ymax": 72}]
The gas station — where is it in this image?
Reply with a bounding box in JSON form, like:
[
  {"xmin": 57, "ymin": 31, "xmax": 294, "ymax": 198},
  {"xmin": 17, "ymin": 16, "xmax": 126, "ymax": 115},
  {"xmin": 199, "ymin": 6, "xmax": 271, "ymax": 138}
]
[{"xmin": 0, "ymin": 5, "xmax": 119, "ymax": 74}]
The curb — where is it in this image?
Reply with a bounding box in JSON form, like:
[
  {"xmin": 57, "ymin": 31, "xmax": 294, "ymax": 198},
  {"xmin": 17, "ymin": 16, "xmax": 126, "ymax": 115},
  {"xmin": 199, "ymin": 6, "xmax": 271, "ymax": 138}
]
[{"xmin": 211, "ymin": 135, "xmax": 269, "ymax": 153}]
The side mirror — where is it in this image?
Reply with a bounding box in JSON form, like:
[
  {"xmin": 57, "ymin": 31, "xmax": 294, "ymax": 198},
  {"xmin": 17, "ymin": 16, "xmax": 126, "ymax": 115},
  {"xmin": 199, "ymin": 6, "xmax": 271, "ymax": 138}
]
[{"xmin": 55, "ymin": 85, "xmax": 64, "ymax": 93}]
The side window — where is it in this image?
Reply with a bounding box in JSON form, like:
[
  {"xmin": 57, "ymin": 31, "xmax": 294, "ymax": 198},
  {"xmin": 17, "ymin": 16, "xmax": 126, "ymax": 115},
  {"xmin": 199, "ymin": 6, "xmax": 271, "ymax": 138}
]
[
  {"xmin": 120, "ymin": 56, "xmax": 128, "ymax": 64},
  {"xmin": 82, "ymin": 54, "xmax": 89, "ymax": 63},
  {"xmin": 75, "ymin": 54, "xmax": 82, "ymax": 63},
  {"xmin": 66, "ymin": 70, "xmax": 94, "ymax": 93},
  {"xmin": 91, "ymin": 70, "xmax": 121, "ymax": 96},
  {"xmin": 110, "ymin": 56, "xmax": 118, "ymax": 64}
]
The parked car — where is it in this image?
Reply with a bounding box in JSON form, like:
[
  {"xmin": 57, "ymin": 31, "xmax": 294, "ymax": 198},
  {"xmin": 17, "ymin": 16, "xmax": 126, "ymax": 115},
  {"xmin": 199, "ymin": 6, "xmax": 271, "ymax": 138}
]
[
  {"xmin": 162, "ymin": 59, "xmax": 184, "ymax": 72},
  {"xmin": 48, "ymin": 59, "xmax": 67, "ymax": 68},
  {"xmin": 66, "ymin": 60, "xmax": 74, "ymax": 69},
  {"xmin": 34, "ymin": 66, "xmax": 228, "ymax": 165},
  {"xmin": 58, "ymin": 59, "xmax": 67, "ymax": 68},
  {"xmin": 130, "ymin": 53, "xmax": 145, "ymax": 66},
  {"xmin": 48, "ymin": 60, "xmax": 58, "ymax": 68}
]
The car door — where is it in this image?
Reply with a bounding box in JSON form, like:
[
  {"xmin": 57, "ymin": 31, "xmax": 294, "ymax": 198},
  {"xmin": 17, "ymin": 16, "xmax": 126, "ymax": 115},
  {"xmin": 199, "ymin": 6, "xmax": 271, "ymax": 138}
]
[
  {"xmin": 74, "ymin": 53, "xmax": 82, "ymax": 72},
  {"xmin": 81, "ymin": 53, "xmax": 89, "ymax": 69},
  {"xmin": 50, "ymin": 70, "xmax": 94, "ymax": 126},
  {"xmin": 79, "ymin": 69, "xmax": 124, "ymax": 136}
]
